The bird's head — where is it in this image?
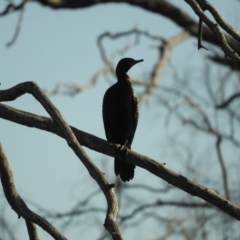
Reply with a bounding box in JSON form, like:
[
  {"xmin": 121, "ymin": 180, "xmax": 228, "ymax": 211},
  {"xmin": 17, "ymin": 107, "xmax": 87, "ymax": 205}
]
[{"xmin": 116, "ymin": 58, "xmax": 143, "ymax": 76}]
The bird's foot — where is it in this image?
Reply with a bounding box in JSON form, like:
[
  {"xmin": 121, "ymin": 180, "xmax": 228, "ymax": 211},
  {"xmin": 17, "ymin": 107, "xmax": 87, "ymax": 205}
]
[{"xmin": 115, "ymin": 144, "xmax": 128, "ymax": 159}]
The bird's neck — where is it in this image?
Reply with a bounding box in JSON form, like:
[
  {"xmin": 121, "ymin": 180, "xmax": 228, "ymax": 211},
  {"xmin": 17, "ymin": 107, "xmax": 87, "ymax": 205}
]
[{"xmin": 116, "ymin": 72, "xmax": 130, "ymax": 82}]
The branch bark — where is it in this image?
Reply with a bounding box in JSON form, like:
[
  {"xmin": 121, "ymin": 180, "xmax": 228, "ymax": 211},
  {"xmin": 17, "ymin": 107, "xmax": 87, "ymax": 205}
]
[
  {"xmin": 0, "ymin": 91, "xmax": 240, "ymax": 221},
  {"xmin": 0, "ymin": 142, "xmax": 66, "ymax": 240},
  {"xmin": 1, "ymin": 0, "xmax": 240, "ymax": 56},
  {"xmin": 185, "ymin": 0, "xmax": 240, "ymax": 65},
  {"xmin": 0, "ymin": 82, "xmax": 123, "ymax": 240}
]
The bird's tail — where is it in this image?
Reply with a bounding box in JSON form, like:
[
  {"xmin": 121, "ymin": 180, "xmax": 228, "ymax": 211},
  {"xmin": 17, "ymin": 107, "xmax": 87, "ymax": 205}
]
[{"xmin": 114, "ymin": 157, "xmax": 135, "ymax": 182}]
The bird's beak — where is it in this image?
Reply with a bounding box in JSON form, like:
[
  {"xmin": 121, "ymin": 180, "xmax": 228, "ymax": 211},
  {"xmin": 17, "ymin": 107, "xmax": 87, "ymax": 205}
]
[
  {"xmin": 135, "ymin": 59, "xmax": 144, "ymax": 64},
  {"xmin": 132, "ymin": 59, "xmax": 143, "ymax": 67}
]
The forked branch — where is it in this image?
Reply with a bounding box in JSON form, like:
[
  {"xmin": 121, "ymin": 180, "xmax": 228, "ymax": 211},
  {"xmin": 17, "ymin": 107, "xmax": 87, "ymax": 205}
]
[
  {"xmin": 0, "ymin": 83, "xmax": 240, "ymax": 222},
  {"xmin": 0, "ymin": 142, "xmax": 66, "ymax": 240},
  {"xmin": 0, "ymin": 82, "xmax": 123, "ymax": 240}
]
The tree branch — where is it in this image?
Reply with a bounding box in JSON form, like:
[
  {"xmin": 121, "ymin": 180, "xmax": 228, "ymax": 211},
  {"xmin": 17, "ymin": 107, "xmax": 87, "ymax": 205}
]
[
  {"xmin": 119, "ymin": 200, "xmax": 211, "ymax": 222},
  {"xmin": 25, "ymin": 220, "xmax": 40, "ymax": 240},
  {"xmin": 196, "ymin": 0, "xmax": 240, "ymax": 44},
  {"xmin": 185, "ymin": 0, "xmax": 240, "ymax": 65},
  {"xmin": 6, "ymin": 0, "xmax": 28, "ymax": 47},
  {"xmin": 216, "ymin": 92, "xmax": 240, "ymax": 109},
  {"xmin": 0, "ymin": 96, "xmax": 240, "ymax": 221},
  {"xmin": 2, "ymin": 0, "xmax": 240, "ymax": 55},
  {"xmin": 216, "ymin": 137, "xmax": 230, "ymax": 200},
  {"xmin": 138, "ymin": 31, "xmax": 190, "ymax": 104},
  {"xmin": 0, "ymin": 142, "xmax": 66, "ymax": 240},
  {"xmin": 0, "ymin": 1, "xmax": 25, "ymax": 16},
  {"xmin": 0, "ymin": 82, "xmax": 123, "ymax": 240}
]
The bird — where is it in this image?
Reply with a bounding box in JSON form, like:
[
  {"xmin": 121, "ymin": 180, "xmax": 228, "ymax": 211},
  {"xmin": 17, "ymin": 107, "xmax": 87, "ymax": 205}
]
[{"xmin": 102, "ymin": 58, "xmax": 143, "ymax": 182}]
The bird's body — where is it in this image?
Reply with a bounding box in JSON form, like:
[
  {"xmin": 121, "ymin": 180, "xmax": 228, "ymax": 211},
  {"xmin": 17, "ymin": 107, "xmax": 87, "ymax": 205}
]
[{"xmin": 102, "ymin": 58, "xmax": 143, "ymax": 182}]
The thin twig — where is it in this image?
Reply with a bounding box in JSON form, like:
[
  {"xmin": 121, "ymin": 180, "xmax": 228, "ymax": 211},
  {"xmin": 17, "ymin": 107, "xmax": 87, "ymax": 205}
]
[
  {"xmin": 0, "ymin": 2, "xmax": 25, "ymax": 16},
  {"xmin": 198, "ymin": 18, "xmax": 208, "ymax": 50},
  {"xmin": 6, "ymin": 0, "xmax": 28, "ymax": 47},
  {"xmin": 216, "ymin": 92, "xmax": 240, "ymax": 108},
  {"xmin": 216, "ymin": 137, "xmax": 230, "ymax": 200}
]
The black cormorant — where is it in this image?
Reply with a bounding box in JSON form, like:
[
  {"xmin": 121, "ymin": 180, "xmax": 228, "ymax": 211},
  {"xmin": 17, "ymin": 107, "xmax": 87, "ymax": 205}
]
[{"xmin": 102, "ymin": 58, "xmax": 143, "ymax": 182}]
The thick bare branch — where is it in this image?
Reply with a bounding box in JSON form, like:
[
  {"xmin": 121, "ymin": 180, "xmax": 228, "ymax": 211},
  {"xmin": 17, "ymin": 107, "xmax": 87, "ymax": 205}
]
[
  {"xmin": 0, "ymin": 102, "xmax": 240, "ymax": 221},
  {"xmin": 185, "ymin": 0, "xmax": 240, "ymax": 65},
  {"xmin": 25, "ymin": 220, "xmax": 40, "ymax": 240},
  {"xmin": 0, "ymin": 142, "xmax": 66, "ymax": 240},
  {"xmin": 2, "ymin": 0, "xmax": 240, "ymax": 55},
  {"xmin": 0, "ymin": 82, "xmax": 123, "ymax": 240},
  {"xmin": 196, "ymin": 0, "xmax": 240, "ymax": 44}
]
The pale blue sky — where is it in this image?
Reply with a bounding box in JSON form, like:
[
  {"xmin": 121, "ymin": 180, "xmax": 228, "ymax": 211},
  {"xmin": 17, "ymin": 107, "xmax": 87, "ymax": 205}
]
[{"xmin": 0, "ymin": 1, "xmax": 239, "ymax": 239}]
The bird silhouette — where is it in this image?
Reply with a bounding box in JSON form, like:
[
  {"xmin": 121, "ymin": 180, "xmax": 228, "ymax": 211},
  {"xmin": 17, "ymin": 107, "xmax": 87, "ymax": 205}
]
[{"xmin": 102, "ymin": 58, "xmax": 143, "ymax": 182}]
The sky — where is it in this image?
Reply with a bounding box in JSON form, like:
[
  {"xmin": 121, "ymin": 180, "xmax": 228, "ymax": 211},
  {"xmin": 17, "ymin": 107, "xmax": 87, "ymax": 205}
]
[{"xmin": 0, "ymin": 0, "xmax": 239, "ymax": 239}]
